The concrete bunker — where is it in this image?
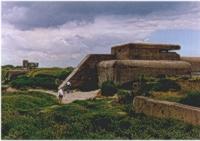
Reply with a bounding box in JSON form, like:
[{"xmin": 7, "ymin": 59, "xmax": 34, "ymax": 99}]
[
  {"xmin": 97, "ymin": 60, "xmax": 191, "ymax": 86},
  {"xmin": 59, "ymin": 43, "xmax": 200, "ymax": 90}
]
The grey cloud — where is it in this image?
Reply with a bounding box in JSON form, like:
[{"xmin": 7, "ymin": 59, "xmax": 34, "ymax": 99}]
[
  {"xmin": 2, "ymin": 2, "xmax": 200, "ymax": 67},
  {"xmin": 2, "ymin": 2, "xmax": 199, "ymax": 30},
  {"xmin": 2, "ymin": 10, "xmax": 200, "ymax": 67}
]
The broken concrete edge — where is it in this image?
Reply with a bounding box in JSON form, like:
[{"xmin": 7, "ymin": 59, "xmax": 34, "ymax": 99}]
[{"xmin": 133, "ymin": 96, "xmax": 200, "ymax": 126}]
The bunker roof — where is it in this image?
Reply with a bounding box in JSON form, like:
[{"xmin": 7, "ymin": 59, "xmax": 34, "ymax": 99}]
[
  {"xmin": 111, "ymin": 43, "xmax": 180, "ymax": 51},
  {"xmin": 181, "ymin": 57, "xmax": 200, "ymax": 62}
]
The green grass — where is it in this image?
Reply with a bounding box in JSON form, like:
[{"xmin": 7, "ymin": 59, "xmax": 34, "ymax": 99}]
[
  {"xmin": 8, "ymin": 67, "xmax": 73, "ymax": 90},
  {"xmin": 2, "ymin": 91, "xmax": 200, "ymax": 139},
  {"xmin": 27, "ymin": 67, "xmax": 73, "ymax": 80},
  {"xmin": 151, "ymin": 91, "xmax": 200, "ymax": 108},
  {"xmin": 150, "ymin": 91, "xmax": 184, "ymax": 102},
  {"xmin": 2, "ymin": 91, "xmax": 58, "ymax": 111}
]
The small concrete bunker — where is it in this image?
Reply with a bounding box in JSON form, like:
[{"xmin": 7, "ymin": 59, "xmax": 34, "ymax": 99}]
[{"xmin": 59, "ymin": 43, "xmax": 200, "ymax": 89}]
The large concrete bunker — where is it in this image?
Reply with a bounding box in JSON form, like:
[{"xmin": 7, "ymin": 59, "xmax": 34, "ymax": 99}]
[
  {"xmin": 98, "ymin": 60, "xmax": 191, "ymax": 86},
  {"xmin": 59, "ymin": 43, "xmax": 200, "ymax": 89}
]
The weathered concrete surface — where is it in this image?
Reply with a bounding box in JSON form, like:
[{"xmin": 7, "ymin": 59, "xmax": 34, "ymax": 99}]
[
  {"xmin": 111, "ymin": 43, "xmax": 180, "ymax": 60},
  {"xmin": 97, "ymin": 60, "xmax": 191, "ymax": 86},
  {"xmin": 181, "ymin": 57, "xmax": 200, "ymax": 73},
  {"xmin": 133, "ymin": 96, "xmax": 200, "ymax": 126},
  {"xmin": 59, "ymin": 54, "xmax": 115, "ymax": 89}
]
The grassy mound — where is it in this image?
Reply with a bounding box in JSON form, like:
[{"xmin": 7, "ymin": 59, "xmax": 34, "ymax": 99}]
[
  {"xmin": 2, "ymin": 91, "xmax": 58, "ymax": 111},
  {"xmin": 9, "ymin": 67, "xmax": 73, "ymax": 90},
  {"xmin": 27, "ymin": 67, "xmax": 73, "ymax": 80},
  {"xmin": 10, "ymin": 76, "xmax": 58, "ymax": 90},
  {"xmin": 2, "ymin": 91, "xmax": 200, "ymax": 139}
]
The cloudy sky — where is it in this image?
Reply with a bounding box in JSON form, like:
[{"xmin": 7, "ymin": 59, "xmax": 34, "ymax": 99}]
[{"xmin": 2, "ymin": 2, "xmax": 200, "ymax": 67}]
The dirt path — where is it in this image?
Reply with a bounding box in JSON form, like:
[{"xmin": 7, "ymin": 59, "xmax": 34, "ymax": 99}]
[
  {"xmin": 28, "ymin": 89, "xmax": 100, "ymax": 104},
  {"xmin": 28, "ymin": 89, "xmax": 57, "ymax": 96}
]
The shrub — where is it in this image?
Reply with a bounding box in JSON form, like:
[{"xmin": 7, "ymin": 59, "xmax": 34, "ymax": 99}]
[
  {"xmin": 34, "ymin": 74, "xmax": 56, "ymax": 79},
  {"xmin": 91, "ymin": 114, "xmax": 112, "ymax": 131},
  {"xmin": 152, "ymin": 78, "xmax": 181, "ymax": 92},
  {"xmin": 117, "ymin": 89, "xmax": 133, "ymax": 104},
  {"xmin": 120, "ymin": 81, "xmax": 134, "ymax": 90},
  {"xmin": 10, "ymin": 76, "xmax": 58, "ymax": 90},
  {"xmin": 2, "ymin": 91, "xmax": 200, "ymax": 139},
  {"xmin": 9, "ymin": 67, "xmax": 74, "ymax": 90},
  {"xmin": 179, "ymin": 91, "xmax": 200, "ymax": 107},
  {"xmin": 57, "ymin": 68, "xmax": 74, "ymax": 80},
  {"xmin": 118, "ymin": 118, "xmax": 132, "ymax": 130},
  {"xmin": 10, "ymin": 76, "xmax": 33, "ymax": 89},
  {"xmin": 138, "ymin": 81, "xmax": 152, "ymax": 96},
  {"xmin": 101, "ymin": 81, "xmax": 117, "ymax": 96}
]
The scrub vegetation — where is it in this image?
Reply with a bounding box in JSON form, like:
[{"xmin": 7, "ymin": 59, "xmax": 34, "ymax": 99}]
[
  {"xmin": 2, "ymin": 91, "xmax": 200, "ymax": 139},
  {"xmin": 2, "ymin": 67, "xmax": 73, "ymax": 90}
]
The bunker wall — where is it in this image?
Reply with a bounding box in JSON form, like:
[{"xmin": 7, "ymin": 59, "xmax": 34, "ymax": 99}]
[
  {"xmin": 181, "ymin": 57, "xmax": 200, "ymax": 73},
  {"xmin": 129, "ymin": 48, "xmax": 180, "ymax": 60},
  {"xmin": 97, "ymin": 60, "xmax": 191, "ymax": 86},
  {"xmin": 59, "ymin": 54, "xmax": 115, "ymax": 89},
  {"xmin": 111, "ymin": 46, "xmax": 130, "ymax": 60},
  {"xmin": 133, "ymin": 96, "xmax": 200, "ymax": 125},
  {"xmin": 111, "ymin": 43, "xmax": 180, "ymax": 60}
]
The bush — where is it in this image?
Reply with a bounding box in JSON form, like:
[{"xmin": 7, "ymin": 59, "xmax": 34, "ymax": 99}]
[
  {"xmin": 91, "ymin": 114, "xmax": 113, "ymax": 131},
  {"xmin": 179, "ymin": 91, "xmax": 200, "ymax": 107},
  {"xmin": 10, "ymin": 76, "xmax": 33, "ymax": 89},
  {"xmin": 34, "ymin": 74, "xmax": 56, "ymax": 79},
  {"xmin": 57, "ymin": 68, "xmax": 74, "ymax": 80},
  {"xmin": 119, "ymin": 81, "xmax": 134, "ymax": 90},
  {"xmin": 9, "ymin": 67, "xmax": 74, "ymax": 90},
  {"xmin": 101, "ymin": 81, "xmax": 117, "ymax": 96},
  {"xmin": 117, "ymin": 89, "xmax": 133, "ymax": 104},
  {"xmin": 152, "ymin": 78, "xmax": 181, "ymax": 92},
  {"xmin": 10, "ymin": 75, "xmax": 58, "ymax": 90}
]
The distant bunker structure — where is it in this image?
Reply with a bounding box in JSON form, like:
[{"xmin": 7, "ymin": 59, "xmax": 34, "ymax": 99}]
[
  {"xmin": 59, "ymin": 43, "xmax": 200, "ymax": 89},
  {"xmin": 23, "ymin": 60, "xmax": 39, "ymax": 69}
]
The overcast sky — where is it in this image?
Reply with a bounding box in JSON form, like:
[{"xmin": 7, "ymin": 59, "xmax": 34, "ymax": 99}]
[{"xmin": 2, "ymin": 2, "xmax": 200, "ymax": 67}]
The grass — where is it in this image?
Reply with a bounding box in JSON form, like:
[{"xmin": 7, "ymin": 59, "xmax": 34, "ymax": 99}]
[
  {"xmin": 149, "ymin": 77, "xmax": 200, "ymax": 107},
  {"xmin": 26, "ymin": 67, "xmax": 73, "ymax": 80},
  {"xmin": 2, "ymin": 91, "xmax": 58, "ymax": 111},
  {"xmin": 2, "ymin": 91, "xmax": 200, "ymax": 139},
  {"xmin": 150, "ymin": 91, "xmax": 185, "ymax": 102},
  {"xmin": 8, "ymin": 67, "xmax": 73, "ymax": 90},
  {"xmin": 150, "ymin": 91, "xmax": 200, "ymax": 108}
]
